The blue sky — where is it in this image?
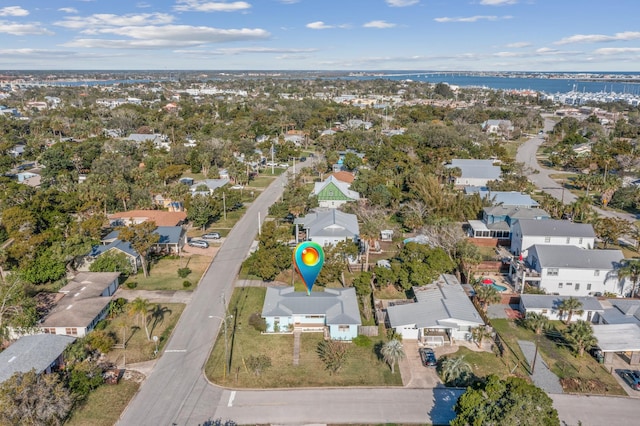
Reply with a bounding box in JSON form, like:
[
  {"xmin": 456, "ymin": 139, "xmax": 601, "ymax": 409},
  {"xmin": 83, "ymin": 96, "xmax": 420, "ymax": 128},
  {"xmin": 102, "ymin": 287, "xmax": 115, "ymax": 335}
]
[{"xmin": 1, "ymin": 0, "xmax": 639, "ymax": 71}]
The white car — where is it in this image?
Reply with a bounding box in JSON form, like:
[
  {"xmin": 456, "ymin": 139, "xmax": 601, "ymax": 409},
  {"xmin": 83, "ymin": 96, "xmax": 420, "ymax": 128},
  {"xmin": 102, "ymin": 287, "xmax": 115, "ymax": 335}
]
[
  {"xmin": 279, "ymin": 163, "xmax": 289, "ymax": 168},
  {"xmin": 188, "ymin": 239, "xmax": 209, "ymax": 249}
]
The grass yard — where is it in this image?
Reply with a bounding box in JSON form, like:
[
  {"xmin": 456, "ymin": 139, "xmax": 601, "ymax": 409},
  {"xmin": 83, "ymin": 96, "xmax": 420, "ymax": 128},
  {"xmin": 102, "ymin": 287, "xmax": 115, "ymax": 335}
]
[
  {"xmin": 492, "ymin": 318, "xmax": 625, "ymax": 395},
  {"xmin": 123, "ymin": 254, "xmax": 210, "ymax": 291},
  {"xmin": 66, "ymin": 379, "xmax": 139, "ymax": 426},
  {"xmin": 440, "ymin": 346, "xmax": 519, "ymax": 380},
  {"xmin": 104, "ymin": 303, "xmax": 185, "ymax": 365},
  {"xmin": 205, "ymin": 287, "xmax": 403, "ymax": 388},
  {"xmin": 247, "ymin": 175, "xmax": 277, "ymax": 188},
  {"xmin": 374, "ymin": 284, "xmax": 406, "ymax": 300}
]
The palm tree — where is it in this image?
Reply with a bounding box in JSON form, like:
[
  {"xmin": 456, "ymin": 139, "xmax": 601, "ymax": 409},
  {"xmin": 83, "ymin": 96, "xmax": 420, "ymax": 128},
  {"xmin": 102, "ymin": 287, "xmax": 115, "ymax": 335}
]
[
  {"xmin": 440, "ymin": 355, "xmax": 472, "ymax": 386},
  {"xmin": 617, "ymin": 259, "xmax": 640, "ymax": 298},
  {"xmin": 471, "ymin": 326, "xmax": 492, "ymax": 348},
  {"xmin": 525, "ymin": 312, "xmax": 549, "ymax": 335},
  {"xmin": 564, "ymin": 320, "xmax": 597, "ymax": 357},
  {"xmin": 128, "ymin": 297, "xmax": 151, "ymax": 341},
  {"xmin": 558, "ymin": 297, "xmax": 584, "ymax": 324},
  {"xmin": 474, "ymin": 284, "xmax": 501, "ymax": 311},
  {"xmin": 381, "ymin": 339, "xmax": 405, "ymax": 374}
]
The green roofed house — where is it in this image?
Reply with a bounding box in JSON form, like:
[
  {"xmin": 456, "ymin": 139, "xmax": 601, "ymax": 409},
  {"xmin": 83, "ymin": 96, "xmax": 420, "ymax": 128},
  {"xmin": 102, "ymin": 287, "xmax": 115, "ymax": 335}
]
[{"xmin": 313, "ymin": 175, "xmax": 360, "ymax": 208}]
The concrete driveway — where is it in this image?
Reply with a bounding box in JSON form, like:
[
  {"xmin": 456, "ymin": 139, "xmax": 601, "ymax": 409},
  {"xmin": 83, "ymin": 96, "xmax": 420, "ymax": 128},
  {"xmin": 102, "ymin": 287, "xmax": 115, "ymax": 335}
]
[{"xmin": 398, "ymin": 340, "xmax": 441, "ymax": 388}]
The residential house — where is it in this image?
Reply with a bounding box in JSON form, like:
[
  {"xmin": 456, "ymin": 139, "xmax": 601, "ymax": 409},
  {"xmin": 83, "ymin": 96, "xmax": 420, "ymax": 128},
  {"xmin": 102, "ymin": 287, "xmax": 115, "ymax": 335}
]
[
  {"xmin": 518, "ymin": 294, "xmax": 604, "ymax": 323},
  {"xmin": 330, "ymin": 171, "xmax": 356, "ymax": 185},
  {"xmin": 464, "ymin": 187, "xmax": 539, "ymax": 208},
  {"xmin": 189, "ymin": 178, "xmax": 229, "ymax": 196},
  {"xmin": 510, "ymin": 219, "xmax": 596, "ymax": 255},
  {"xmin": 514, "ymin": 245, "xmax": 623, "ymax": 296},
  {"xmin": 108, "ymin": 210, "xmax": 187, "ymax": 227},
  {"xmin": 446, "ymin": 159, "xmax": 501, "ymax": 187},
  {"xmin": 468, "ymin": 206, "xmax": 550, "ymax": 240},
  {"xmin": 386, "ymin": 274, "xmax": 485, "ymax": 345},
  {"xmin": 0, "ymin": 334, "xmax": 76, "ymax": 383},
  {"xmin": 481, "ymin": 119, "xmax": 514, "ymax": 136},
  {"xmin": 294, "ymin": 209, "xmax": 359, "ymax": 247},
  {"xmin": 125, "ymin": 133, "xmax": 169, "ymax": 150},
  {"xmin": 87, "ymin": 239, "xmax": 141, "ymax": 273},
  {"xmin": 39, "ymin": 272, "xmax": 121, "ymax": 337},
  {"xmin": 261, "ymin": 287, "xmax": 361, "ymax": 341},
  {"xmin": 313, "ymin": 175, "xmax": 360, "ymax": 208},
  {"xmin": 100, "ymin": 226, "xmax": 186, "ymax": 254},
  {"xmin": 596, "ymin": 299, "xmax": 640, "ymax": 325},
  {"xmin": 592, "ymin": 323, "xmax": 640, "ymax": 365}
]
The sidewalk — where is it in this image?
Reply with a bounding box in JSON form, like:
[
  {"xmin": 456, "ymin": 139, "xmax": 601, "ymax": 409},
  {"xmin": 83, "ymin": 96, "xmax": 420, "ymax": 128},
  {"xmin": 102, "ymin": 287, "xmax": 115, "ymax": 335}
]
[{"xmin": 518, "ymin": 340, "xmax": 564, "ymax": 394}]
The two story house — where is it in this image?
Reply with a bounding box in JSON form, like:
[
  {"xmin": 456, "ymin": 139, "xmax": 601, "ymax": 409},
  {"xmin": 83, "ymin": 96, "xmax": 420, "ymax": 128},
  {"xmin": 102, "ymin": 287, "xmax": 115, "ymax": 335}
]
[{"xmin": 510, "ymin": 219, "xmax": 595, "ymax": 255}]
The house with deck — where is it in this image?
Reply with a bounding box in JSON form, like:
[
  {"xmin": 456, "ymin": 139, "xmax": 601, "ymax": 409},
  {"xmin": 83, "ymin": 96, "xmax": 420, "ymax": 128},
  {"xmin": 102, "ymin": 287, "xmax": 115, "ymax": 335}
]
[{"xmin": 261, "ymin": 287, "xmax": 361, "ymax": 341}]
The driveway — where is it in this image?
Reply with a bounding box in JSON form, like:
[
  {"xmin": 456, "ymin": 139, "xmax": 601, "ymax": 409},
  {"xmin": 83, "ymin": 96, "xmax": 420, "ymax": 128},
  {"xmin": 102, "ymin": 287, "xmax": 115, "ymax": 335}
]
[{"xmin": 398, "ymin": 340, "xmax": 441, "ymax": 388}]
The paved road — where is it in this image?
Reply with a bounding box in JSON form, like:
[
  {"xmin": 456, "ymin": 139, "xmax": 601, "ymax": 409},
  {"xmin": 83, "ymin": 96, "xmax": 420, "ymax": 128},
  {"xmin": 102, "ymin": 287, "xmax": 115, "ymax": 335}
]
[
  {"xmin": 118, "ymin": 170, "xmax": 290, "ymax": 426},
  {"xmin": 516, "ymin": 117, "xmax": 637, "ymax": 223}
]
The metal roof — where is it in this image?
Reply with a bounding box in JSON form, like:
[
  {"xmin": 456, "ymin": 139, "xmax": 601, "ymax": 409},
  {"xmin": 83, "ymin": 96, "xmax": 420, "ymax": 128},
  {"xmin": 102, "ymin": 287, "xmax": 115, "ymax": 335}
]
[
  {"xmin": 529, "ymin": 245, "xmax": 623, "ymax": 270},
  {"xmin": 448, "ymin": 159, "xmax": 501, "ymax": 180},
  {"xmin": 465, "ymin": 187, "xmax": 539, "ymax": 207},
  {"xmin": 516, "ymin": 219, "xmax": 596, "ymax": 238},
  {"xmin": 592, "ymin": 323, "xmax": 640, "ymax": 352},
  {"xmin": 298, "ymin": 209, "xmax": 359, "ymax": 238},
  {"xmin": 599, "ymin": 300, "xmax": 640, "ymax": 325},
  {"xmin": 313, "ymin": 176, "xmax": 360, "ymax": 200},
  {"xmin": 387, "ymin": 274, "xmax": 484, "ymax": 329},
  {"xmin": 262, "ymin": 287, "xmax": 361, "ymax": 325},
  {"xmin": 0, "ymin": 334, "xmax": 76, "ymax": 383}
]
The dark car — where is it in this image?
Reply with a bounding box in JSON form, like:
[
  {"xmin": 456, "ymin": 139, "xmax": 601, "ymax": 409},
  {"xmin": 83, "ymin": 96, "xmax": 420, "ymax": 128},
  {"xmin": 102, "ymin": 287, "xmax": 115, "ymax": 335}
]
[
  {"xmin": 619, "ymin": 370, "xmax": 640, "ymax": 390},
  {"xmin": 202, "ymin": 232, "xmax": 221, "ymax": 240},
  {"xmin": 419, "ymin": 347, "xmax": 437, "ymax": 367}
]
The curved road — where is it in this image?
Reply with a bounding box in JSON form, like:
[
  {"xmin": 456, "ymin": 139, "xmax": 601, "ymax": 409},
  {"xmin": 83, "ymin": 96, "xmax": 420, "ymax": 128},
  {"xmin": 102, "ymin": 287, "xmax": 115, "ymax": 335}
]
[{"xmin": 119, "ymin": 160, "xmax": 640, "ymax": 425}]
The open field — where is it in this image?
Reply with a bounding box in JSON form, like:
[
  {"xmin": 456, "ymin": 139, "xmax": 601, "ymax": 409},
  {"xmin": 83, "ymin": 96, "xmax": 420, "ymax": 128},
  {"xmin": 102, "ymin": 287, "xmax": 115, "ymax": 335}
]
[
  {"xmin": 66, "ymin": 379, "xmax": 140, "ymax": 426},
  {"xmin": 205, "ymin": 287, "xmax": 402, "ymax": 388},
  {"xmin": 123, "ymin": 254, "xmax": 210, "ymax": 291}
]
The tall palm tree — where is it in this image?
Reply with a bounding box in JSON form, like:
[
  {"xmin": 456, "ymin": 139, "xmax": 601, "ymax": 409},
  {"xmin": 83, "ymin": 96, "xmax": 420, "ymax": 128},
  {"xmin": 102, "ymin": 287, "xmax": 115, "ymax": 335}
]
[
  {"xmin": 558, "ymin": 297, "xmax": 584, "ymax": 324},
  {"xmin": 525, "ymin": 312, "xmax": 549, "ymax": 335},
  {"xmin": 128, "ymin": 297, "xmax": 151, "ymax": 341},
  {"xmin": 474, "ymin": 284, "xmax": 501, "ymax": 311},
  {"xmin": 617, "ymin": 259, "xmax": 640, "ymax": 298},
  {"xmin": 471, "ymin": 326, "xmax": 492, "ymax": 348},
  {"xmin": 564, "ymin": 320, "xmax": 597, "ymax": 357},
  {"xmin": 440, "ymin": 355, "xmax": 472, "ymax": 386},
  {"xmin": 381, "ymin": 339, "xmax": 405, "ymax": 374}
]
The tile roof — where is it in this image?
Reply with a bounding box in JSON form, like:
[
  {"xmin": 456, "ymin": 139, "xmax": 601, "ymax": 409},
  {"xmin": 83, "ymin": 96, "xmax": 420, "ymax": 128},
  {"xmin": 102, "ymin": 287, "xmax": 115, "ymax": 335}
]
[
  {"xmin": 331, "ymin": 171, "xmax": 356, "ymax": 184},
  {"xmin": 0, "ymin": 334, "xmax": 76, "ymax": 383},
  {"xmin": 109, "ymin": 210, "xmax": 187, "ymax": 227}
]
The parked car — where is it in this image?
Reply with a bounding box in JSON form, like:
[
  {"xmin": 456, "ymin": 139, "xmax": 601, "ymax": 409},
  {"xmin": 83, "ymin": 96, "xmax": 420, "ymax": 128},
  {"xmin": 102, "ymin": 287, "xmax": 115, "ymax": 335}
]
[
  {"xmin": 201, "ymin": 232, "xmax": 221, "ymax": 240},
  {"xmin": 619, "ymin": 370, "xmax": 640, "ymax": 390},
  {"xmin": 188, "ymin": 239, "xmax": 209, "ymax": 248},
  {"xmin": 279, "ymin": 163, "xmax": 289, "ymax": 168},
  {"xmin": 419, "ymin": 347, "xmax": 437, "ymax": 367},
  {"xmin": 299, "ymin": 156, "xmax": 307, "ymax": 162}
]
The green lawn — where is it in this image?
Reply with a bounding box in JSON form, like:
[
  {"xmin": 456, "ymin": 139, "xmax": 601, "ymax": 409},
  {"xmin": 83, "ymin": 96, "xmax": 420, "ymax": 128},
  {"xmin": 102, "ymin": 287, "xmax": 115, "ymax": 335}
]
[
  {"xmin": 204, "ymin": 287, "xmax": 402, "ymax": 388},
  {"xmin": 65, "ymin": 379, "xmax": 139, "ymax": 426},
  {"xmin": 123, "ymin": 254, "xmax": 210, "ymax": 291},
  {"xmin": 492, "ymin": 318, "xmax": 625, "ymax": 395},
  {"xmin": 247, "ymin": 176, "xmax": 277, "ymax": 188},
  {"xmin": 104, "ymin": 303, "xmax": 185, "ymax": 365},
  {"xmin": 440, "ymin": 346, "xmax": 517, "ymax": 380}
]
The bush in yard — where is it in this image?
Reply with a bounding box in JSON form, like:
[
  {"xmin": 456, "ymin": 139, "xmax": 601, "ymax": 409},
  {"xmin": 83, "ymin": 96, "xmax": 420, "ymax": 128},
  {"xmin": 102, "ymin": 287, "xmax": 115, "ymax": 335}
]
[
  {"xmin": 248, "ymin": 313, "xmax": 267, "ymax": 332},
  {"xmin": 317, "ymin": 340, "xmax": 349, "ymax": 375},
  {"xmin": 126, "ymin": 281, "xmax": 138, "ymax": 289},
  {"xmin": 245, "ymin": 354, "xmax": 272, "ymax": 376},
  {"xmin": 352, "ymin": 335, "xmax": 372, "ymax": 347},
  {"xmin": 178, "ymin": 267, "xmax": 192, "ymax": 278},
  {"xmin": 183, "ymin": 280, "xmax": 192, "ymax": 288},
  {"xmin": 85, "ymin": 330, "xmax": 116, "ymax": 354},
  {"xmin": 67, "ymin": 360, "xmax": 104, "ymax": 400}
]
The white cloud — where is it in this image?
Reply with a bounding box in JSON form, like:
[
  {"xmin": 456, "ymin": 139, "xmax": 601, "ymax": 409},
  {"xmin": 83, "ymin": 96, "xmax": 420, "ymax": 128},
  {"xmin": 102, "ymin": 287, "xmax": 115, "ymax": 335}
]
[
  {"xmin": 0, "ymin": 21, "xmax": 54, "ymax": 35},
  {"xmin": 555, "ymin": 31, "xmax": 640, "ymax": 45},
  {"xmin": 385, "ymin": 0, "xmax": 419, "ymax": 6},
  {"xmin": 0, "ymin": 6, "xmax": 29, "ymax": 17},
  {"xmin": 210, "ymin": 47, "xmax": 318, "ymax": 55},
  {"xmin": 279, "ymin": 0, "xmax": 300, "ymax": 3},
  {"xmin": 435, "ymin": 15, "xmax": 512, "ymax": 23},
  {"xmin": 593, "ymin": 47, "xmax": 640, "ymax": 55},
  {"xmin": 63, "ymin": 25, "xmax": 269, "ymax": 48},
  {"xmin": 58, "ymin": 8, "xmax": 79, "ymax": 14},
  {"xmin": 174, "ymin": 1, "xmax": 251, "ymax": 12},
  {"xmin": 493, "ymin": 51, "xmax": 523, "ymax": 57},
  {"xmin": 480, "ymin": 0, "xmax": 518, "ymax": 5},
  {"xmin": 363, "ymin": 20, "xmax": 396, "ymax": 29},
  {"xmin": 55, "ymin": 13, "xmax": 174, "ymax": 29},
  {"xmin": 306, "ymin": 21, "xmax": 333, "ymax": 30},
  {"xmin": 506, "ymin": 41, "xmax": 531, "ymax": 48}
]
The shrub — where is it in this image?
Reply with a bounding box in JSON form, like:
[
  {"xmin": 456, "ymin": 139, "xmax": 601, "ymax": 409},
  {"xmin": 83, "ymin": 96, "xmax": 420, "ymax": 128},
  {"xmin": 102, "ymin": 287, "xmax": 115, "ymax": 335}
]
[
  {"xmin": 126, "ymin": 281, "xmax": 138, "ymax": 289},
  {"xmin": 178, "ymin": 267, "xmax": 192, "ymax": 278},
  {"xmin": 245, "ymin": 354, "xmax": 272, "ymax": 376},
  {"xmin": 85, "ymin": 330, "xmax": 116, "ymax": 354},
  {"xmin": 182, "ymin": 280, "xmax": 192, "ymax": 288},
  {"xmin": 352, "ymin": 335, "xmax": 372, "ymax": 347},
  {"xmin": 248, "ymin": 313, "xmax": 267, "ymax": 332}
]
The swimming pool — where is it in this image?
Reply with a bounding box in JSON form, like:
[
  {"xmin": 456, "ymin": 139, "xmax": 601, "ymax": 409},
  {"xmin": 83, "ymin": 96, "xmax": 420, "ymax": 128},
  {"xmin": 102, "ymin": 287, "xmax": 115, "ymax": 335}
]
[{"xmin": 481, "ymin": 278, "xmax": 507, "ymax": 292}]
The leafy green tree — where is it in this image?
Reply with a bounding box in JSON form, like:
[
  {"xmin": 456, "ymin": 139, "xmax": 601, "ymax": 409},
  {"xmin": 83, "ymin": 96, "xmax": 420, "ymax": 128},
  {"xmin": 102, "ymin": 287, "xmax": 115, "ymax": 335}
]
[
  {"xmin": 67, "ymin": 360, "xmax": 104, "ymax": 400},
  {"xmin": 0, "ymin": 274, "xmax": 37, "ymax": 340},
  {"xmin": 84, "ymin": 329, "xmax": 116, "ymax": 354},
  {"xmin": 317, "ymin": 339, "xmax": 349, "ymax": 375},
  {"xmin": 0, "ymin": 369, "xmax": 73, "ymax": 426},
  {"xmin": 558, "ymin": 297, "xmax": 584, "ymax": 324},
  {"xmin": 593, "ymin": 217, "xmax": 632, "ymax": 248},
  {"xmin": 89, "ymin": 250, "xmax": 133, "ymax": 275},
  {"xmin": 381, "ymin": 339, "xmax": 405, "ymax": 374},
  {"xmin": 617, "ymin": 259, "xmax": 640, "ymax": 297},
  {"xmin": 245, "ymin": 221, "xmax": 291, "ymax": 281},
  {"xmin": 187, "ymin": 195, "xmax": 218, "ymax": 230},
  {"xmin": 452, "ymin": 375, "xmax": 559, "ymax": 426},
  {"xmin": 564, "ymin": 320, "xmax": 597, "ymax": 357},
  {"xmin": 117, "ymin": 221, "xmax": 160, "ymax": 277},
  {"xmin": 439, "ymin": 355, "xmax": 473, "ymax": 387},
  {"xmin": 19, "ymin": 248, "xmax": 67, "ymax": 285}
]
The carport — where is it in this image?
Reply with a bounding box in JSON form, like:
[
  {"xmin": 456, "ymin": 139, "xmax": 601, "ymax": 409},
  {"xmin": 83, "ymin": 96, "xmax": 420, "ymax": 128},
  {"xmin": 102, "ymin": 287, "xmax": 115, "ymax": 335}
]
[{"xmin": 592, "ymin": 324, "xmax": 640, "ymax": 365}]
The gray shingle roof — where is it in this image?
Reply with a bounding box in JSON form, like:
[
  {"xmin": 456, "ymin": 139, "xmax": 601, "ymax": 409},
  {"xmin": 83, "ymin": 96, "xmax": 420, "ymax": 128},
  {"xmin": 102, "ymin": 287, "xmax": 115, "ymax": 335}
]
[
  {"xmin": 530, "ymin": 245, "xmax": 623, "ymax": 269},
  {"xmin": 448, "ymin": 159, "xmax": 501, "ymax": 180},
  {"xmin": 517, "ymin": 219, "xmax": 596, "ymax": 238},
  {"xmin": 0, "ymin": 334, "xmax": 76, "ymax": 383},
  {"xmin": 599, "ymin": 300, "xmax": 640, "ymax": 325},
  {"xmin": 465, "ymin": 187, "xmax": 539, "ymax": 207},
  {"xmin": 297, "ymin": 209, "xmax": 359, "ymax": 239},
  {"xmin": 386, "ymin": 274, "xmax": 484, "ymax": 329},
  {"xmin": 262, "ymin": 287, "xmax": 361, "ymax": 325},
  {"xmin": 483, "ymin": 206, "xmax": 549, "ymax": 220},
  {"xmin": 520, "ymin": 294, "xmax": 604, "ymax": 311}
]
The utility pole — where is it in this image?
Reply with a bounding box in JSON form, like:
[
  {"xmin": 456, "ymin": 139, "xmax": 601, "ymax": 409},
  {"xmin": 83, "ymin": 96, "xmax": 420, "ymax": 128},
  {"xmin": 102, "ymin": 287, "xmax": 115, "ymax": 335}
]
[
  {"xmin": 531, "ymin": 339, "xmax": 539, "ymax": 373},
  {"xmin": 271, "ymin": 142, "xmax": 275, "ymax": 174},
  {"xmin": 222, "ymin": 192, "xmax": 226, "ymax": 220}
]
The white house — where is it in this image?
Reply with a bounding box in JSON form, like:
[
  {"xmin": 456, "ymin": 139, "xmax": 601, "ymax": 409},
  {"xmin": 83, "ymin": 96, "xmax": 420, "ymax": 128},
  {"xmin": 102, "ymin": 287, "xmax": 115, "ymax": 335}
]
[
  {"xmin": 446, "ymin": 159, "xmax": 501, "ymax": 187},
  {"xmin": 522, "ymin": 245, "xmax": 623, "ymax": 296},
  {"xmin": 386, "ymin": 274, "xmax": 485, "ymax": 345},
  {"xmin": 510, "ymin": 219, "xmax": 596, "ymax": 255},
  {"xmin": 295, "ymin": 209, "xmax": 359, "ymax": 247},
  {"xmin": 481, "ymin": 119, "xmax": 514, "ymax": 135},
  {"xmin": 519, "ymin": 294, "xmax": 604, "ymax": 323}
]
